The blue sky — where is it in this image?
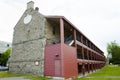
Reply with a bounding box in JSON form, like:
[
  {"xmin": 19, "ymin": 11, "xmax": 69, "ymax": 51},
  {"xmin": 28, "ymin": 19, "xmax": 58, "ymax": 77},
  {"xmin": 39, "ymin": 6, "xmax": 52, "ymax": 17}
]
[{"xmin": 0, "ymin": 0, "xmax": 120, "ymax": 56}]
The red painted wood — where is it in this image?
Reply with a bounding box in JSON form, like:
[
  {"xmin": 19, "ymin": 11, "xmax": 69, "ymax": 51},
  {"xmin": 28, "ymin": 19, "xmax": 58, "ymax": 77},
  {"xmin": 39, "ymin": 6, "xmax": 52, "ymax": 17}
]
[
  {"xmin": 62, "ymin": 44, "xmax": 78, "ymax": 78},
  {"xmin": 44, "ymin": 44, "xmax": 62, "ymax": 76},
  {"xmin": 44, "ymin": 16, "xmax": 105, "ymax": 78},
  {"xmin": 55, "ymin": 60, "xmax": 61, "ymax": 76}
]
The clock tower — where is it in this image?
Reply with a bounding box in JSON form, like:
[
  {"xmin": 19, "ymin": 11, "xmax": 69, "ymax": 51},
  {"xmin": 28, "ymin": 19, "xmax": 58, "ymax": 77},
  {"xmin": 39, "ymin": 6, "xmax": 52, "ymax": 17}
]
[{"xmin": 9, "ymin": 1, "xmax": 46, "ymax": 76}]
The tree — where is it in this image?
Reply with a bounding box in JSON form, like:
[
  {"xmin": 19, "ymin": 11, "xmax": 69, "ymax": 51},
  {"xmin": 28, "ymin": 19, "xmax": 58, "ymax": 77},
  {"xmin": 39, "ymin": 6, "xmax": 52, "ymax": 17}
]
[
  {"xmin": 107, "ymin": 41, "xmax": 120, "ymax": 64},
  {"xmin": 0, "ymin": 48, "xmax": 11, "ymax": 66}
]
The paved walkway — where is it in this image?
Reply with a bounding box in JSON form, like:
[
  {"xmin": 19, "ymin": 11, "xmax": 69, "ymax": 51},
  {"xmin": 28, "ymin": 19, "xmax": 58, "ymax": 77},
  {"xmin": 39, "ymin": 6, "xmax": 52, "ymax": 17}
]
[{"xmin": 0, "ymin": 77, "xmax": 30, "ymax": 80}]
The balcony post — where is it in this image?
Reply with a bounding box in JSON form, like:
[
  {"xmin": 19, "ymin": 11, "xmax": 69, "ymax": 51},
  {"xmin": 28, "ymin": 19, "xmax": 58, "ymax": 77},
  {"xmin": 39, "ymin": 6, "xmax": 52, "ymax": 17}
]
[
  {"xmin": 82, "ymin": 47, "xmax": 84, "ymax": 59},
  {"xmin": 60, "ymin": 18, "xmax": 64, "ymax": 76},
  {"xmin": 87, "ymin": 50, "xmax": 90, "ymax": 73},
  {"xmin": 60, "ymin": 18, "xmax": 64, "ymax": 44},
  {"xmin": 74, "ymin": 29, "xmax": 77, "ymax": 47},
  {"xmin": 81, "ymin": 36, "xmax": 83, "ymax": 43}
]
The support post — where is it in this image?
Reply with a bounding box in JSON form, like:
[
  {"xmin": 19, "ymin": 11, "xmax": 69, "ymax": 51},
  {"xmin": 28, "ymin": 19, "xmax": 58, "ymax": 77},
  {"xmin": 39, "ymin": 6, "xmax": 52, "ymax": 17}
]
[
  {"xmin": 81, "ymin": 36, "xmax": 83, "ymax": 43},
  {"xmin": 74, "ymin": 29, "xmax": 77, "ymax": 47},
  {"xmin": 82, "ymin": 47, "xmax": 84, "ymax": 59},
  {"xmin": 87, "ymin": 50, "xmax": 90, "ymax": 73},
  {"xmin": 82, "ymin": 63, "xmax": 85, "ymax": 76},
  {"xmin": 82, "ymin": 47, "xmax": 85, "ymax": 75},
  {"xmin": 87, "ymin": 50, "xmax": 89, "ymax": 60},
  {"xmin": 91, "ymin": 52, "xmax": 92, "ymax": 60},
  {"xmin": 60, "ymin": 18, "xmax": 64, "ymax": 76},
  {"xmin": 92, "ymin": 63, "xmax": 94, "ymax": 71},
  {"xmin": 88, "ymin": 63, "xmax": 90, "ymax": 73},
  {"xmin": 60, "ymin": 18, "xmax": 64, "ymax": 44}
]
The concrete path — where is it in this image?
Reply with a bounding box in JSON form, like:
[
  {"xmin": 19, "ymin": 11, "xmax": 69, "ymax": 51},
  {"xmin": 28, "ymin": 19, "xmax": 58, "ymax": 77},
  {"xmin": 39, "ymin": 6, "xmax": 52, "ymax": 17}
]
[{"xmin": 0, "ymin": 77, "xmax": 30, "ymax": 80}]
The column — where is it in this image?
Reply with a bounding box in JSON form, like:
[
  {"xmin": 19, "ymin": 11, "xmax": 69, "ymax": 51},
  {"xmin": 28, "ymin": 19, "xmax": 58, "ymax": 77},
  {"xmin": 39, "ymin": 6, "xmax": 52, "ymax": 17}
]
[
  {"xmin": 60, "ymin": 18, "xmax": 64, "ymax": 44},
  {"xmin": 74, "ymin": 29, "xmax": 77, "ymax": 47}
]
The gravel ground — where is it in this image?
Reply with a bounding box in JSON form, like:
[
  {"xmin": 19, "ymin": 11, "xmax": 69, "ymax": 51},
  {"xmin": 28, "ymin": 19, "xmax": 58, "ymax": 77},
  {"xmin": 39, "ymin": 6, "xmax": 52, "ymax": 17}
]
[{"xmin": 0, "ymin": 77, "xmax": 30, "ymax": 80}]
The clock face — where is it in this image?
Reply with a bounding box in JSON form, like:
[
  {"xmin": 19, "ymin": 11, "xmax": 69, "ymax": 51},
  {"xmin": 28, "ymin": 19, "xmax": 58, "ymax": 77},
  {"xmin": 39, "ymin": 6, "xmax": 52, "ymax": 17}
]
[{"xmin": 23, "ymin": 14, "xmax": 32, "ymax": 24}]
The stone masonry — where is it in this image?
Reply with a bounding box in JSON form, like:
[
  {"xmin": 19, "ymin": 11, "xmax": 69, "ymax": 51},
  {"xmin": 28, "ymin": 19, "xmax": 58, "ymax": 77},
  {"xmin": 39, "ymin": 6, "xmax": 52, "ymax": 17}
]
[{"xmin": 9, "ymin": 1, "xmax": 46, "ymax": 76}]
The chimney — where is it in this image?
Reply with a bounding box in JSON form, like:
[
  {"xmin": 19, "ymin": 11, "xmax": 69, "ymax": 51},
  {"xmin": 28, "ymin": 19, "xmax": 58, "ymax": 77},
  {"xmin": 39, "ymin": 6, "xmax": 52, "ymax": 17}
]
[
  {"xmin": 27, "ymin": 1, "xmax": 34, "ymax": 9},
  {"xmin": 35, "ymin": 7, "xmax": 39, "ymax": 12}
]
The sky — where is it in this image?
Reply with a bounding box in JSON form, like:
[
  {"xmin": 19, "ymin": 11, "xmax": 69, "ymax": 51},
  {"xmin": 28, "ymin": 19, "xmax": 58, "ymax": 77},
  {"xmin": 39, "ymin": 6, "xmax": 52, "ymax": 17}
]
[{"xmin": 0, "ymin": 0, "xmax": 120, "ymax": 57}]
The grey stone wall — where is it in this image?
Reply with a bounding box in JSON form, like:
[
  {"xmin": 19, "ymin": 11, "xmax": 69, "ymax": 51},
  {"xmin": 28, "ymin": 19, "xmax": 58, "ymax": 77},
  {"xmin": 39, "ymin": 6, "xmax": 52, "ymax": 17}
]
[
  {"xmin": 9, "ymin": 61, "xmax": 44, "ymax": 75},
  {"xmin": 45, "ymin": 20, "xmax": 60, "ymax": 44},
  {"xmin": 9, "ymin": 7, "xmax": 46, "ymax": 76},
  {"xmin": 13, "ymin": 9, "xmax": 45, "ymax": 44}
]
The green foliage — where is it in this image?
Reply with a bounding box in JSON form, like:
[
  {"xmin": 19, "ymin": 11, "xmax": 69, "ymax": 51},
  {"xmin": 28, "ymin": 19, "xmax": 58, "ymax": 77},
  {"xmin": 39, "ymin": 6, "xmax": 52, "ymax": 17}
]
[
  {"xmin": 107, "ymin": 41, "xmax": 120, "ymax": 64},
  {"xmin": 0, "ymin": 48, "xmax": 11, "ymax": 63},
  {"xmin": 107, "ymin": 41, "xmax": 118, "ymax": 54}
]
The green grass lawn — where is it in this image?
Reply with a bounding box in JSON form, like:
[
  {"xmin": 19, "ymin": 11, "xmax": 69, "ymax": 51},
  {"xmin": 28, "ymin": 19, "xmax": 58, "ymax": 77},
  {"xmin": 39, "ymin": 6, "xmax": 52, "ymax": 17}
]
[
  {"xmin": 0, "ymin": 71, "xmax": 50, "ymax": 80},
  {"xmin": 76, "ymin": 65, "xmax": 120, "ymax": 80},
  {"xmin": 0, "ymin": 65, "xmax": 120, "ymax": 80},
  {"xmin": 76, "ymin": 78, "xmax": 120, "ymax": 80}
]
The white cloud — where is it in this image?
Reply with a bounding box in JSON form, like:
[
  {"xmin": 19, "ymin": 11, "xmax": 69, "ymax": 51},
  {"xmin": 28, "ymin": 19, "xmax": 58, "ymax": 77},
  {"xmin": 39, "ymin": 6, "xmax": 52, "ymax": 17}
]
[{"xmin": 0, "ymin": 0, "xmax": 120, "ymax": 56}]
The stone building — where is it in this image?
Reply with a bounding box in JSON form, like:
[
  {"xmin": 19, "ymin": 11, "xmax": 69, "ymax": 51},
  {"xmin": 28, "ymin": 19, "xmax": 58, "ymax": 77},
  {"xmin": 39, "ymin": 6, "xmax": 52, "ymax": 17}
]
[
  {"xmin": 9, "ymin": 1, "xmax": 45, "ymax": 76},
  {"xmin": 9, "ymin": 1, "xmax": 105, "ymax": 79}
]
